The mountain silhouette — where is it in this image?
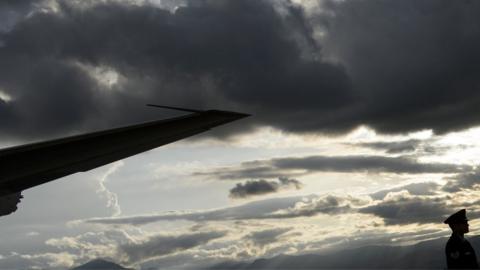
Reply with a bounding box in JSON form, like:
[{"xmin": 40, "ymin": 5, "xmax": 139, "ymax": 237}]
[
  {"xmin": 211, "ymin": 236, "xmax": 480, "ymax": 269},
  {"xmin": 71, "ymin": 259, "xmax": 132, "ymax": 270}
]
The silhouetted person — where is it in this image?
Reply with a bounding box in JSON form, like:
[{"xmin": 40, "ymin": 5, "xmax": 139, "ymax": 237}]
[{"xmin": 444, "ymin": 209, "xmax": 479, "ymax": 269}]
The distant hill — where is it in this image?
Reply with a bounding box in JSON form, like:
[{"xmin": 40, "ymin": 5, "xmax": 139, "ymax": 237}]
[
  {"xmin": 211, "ymin": 236, "xmax": 480, "ymax": 269},
  {"xmin": 72, "ymin": 259, "xmax": 132, "ymax": 270}
]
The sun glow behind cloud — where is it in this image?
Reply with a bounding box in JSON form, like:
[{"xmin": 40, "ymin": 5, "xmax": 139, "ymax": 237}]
[
  {"xmin": 75, "ymin": 63, "xmax": 122, "ymax": 90},
  {"xmin": 0, "ymin": 89, "xmax": 12, "ymax": 103}
]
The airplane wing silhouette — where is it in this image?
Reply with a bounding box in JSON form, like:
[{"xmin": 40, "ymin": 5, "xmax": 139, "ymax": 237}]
[{"xmin": 0, "ymin": 108, "xmax": 249, "ymax": 217}]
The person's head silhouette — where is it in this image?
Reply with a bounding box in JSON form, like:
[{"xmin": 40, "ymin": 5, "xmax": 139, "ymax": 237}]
[{"xmin": 444, "ymin": 209, "xmax": 470, "ymax": 235}]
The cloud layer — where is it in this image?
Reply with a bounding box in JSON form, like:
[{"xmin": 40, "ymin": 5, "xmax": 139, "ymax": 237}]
[
  {"xmin": 2, "ymin": 1, "xmax": 480, "ymax": 269},
  {"xmin": 1, "ymin": 0, "xmax": 480, "ymax": 140},
  {"xmin": 229, "ymin": 177, "xmax": 302, "ymax": 199},
  {"xmin": 119, "ymin": 231, "xmax": 225, "ymax": 264},
  {"xmin": 197, "ymin": 155, "xmax": 468, "ymax": 181},
  {"xmin": 83, "ymin": 182, "xmax": 458, "ymax": 226}
]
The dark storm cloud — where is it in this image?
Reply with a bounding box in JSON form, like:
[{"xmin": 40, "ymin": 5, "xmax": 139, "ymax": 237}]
[
  {"xmin": 195, "ymin": 166, "xmax": 293, "ymax": 182},
  {"xmin": 359, "ymin": 193, "xmax": 452, "ymax": 225},
  {"xmin": 0, "ymin": 0, "xmax": 353, "ymax": 140},
  {"xmin": 230, "ymin": 180, "xmax": 277, "ymax": 198},
  {"xmin": 273, "ymin": 155, "xmax": 466, "ymax": 173},
  {"xmin": 0, "ymin": 0, "xmax": 40, "ymax": 30},
  {"xmin": 119, "ymin": 231, "xmax": 225, "ymax": 264},
  {"xmin": 355, "ymin": 139, "xmax": 422, "ymax": 154},
  {"xmin": 319, "ymin": 0, "xmax": 480, "ymax": 134},
  {"xmin": 1, "ymin": 0, "xmax": 480, "ymax": 140},
  {"xmin": 370, "ymin": 182, "xmax": 441, "ymax": 200},
  {"xmin": 198, "ymin": 155, "xmax": 468, "ymax": 180},
  {"xmin": 229, "ymin": 177, "xmax": 302, "ymax": 199},
  {"xmin": 351, "ymin": 138, "xmax": 467, "ymax": 156},
  {"xmin": 0, "ymin": 0, "xmax": 37, "ymax": 16}
]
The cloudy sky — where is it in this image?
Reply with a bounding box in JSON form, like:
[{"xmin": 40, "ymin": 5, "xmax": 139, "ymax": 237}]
[{"xmin": 1, "ymin": 0, "xmax": 480, "ymax": 269}]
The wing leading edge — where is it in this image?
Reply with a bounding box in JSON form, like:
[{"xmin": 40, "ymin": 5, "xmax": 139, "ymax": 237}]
[{"xmin": 0, "ymin": 109, "xmax": 249, "ymax": 216}]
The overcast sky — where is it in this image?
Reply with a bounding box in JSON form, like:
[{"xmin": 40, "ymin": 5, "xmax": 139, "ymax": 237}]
[{"xmin": 1, "ymin": 0, "xmax": 480, "ymax": 269}]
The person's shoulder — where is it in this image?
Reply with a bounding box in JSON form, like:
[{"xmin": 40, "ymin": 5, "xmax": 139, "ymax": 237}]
[{"xmin": 446, "ymin": 235, "xmax": 462, "ymax": 248}]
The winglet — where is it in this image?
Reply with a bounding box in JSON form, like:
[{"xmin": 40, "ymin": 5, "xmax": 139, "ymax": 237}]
[{"xmin": 146, "ymin": 104, "xmax": 204, "ymax": 113}]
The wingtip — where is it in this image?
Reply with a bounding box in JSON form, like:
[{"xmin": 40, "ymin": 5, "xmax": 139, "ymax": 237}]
[
  {"xmin": 146, "ymin": 104, "xmax": 251, "ymax": 120},
  {"xmin": 208, "ymin": 110, "xmax": 251, "ymax": 120}
]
